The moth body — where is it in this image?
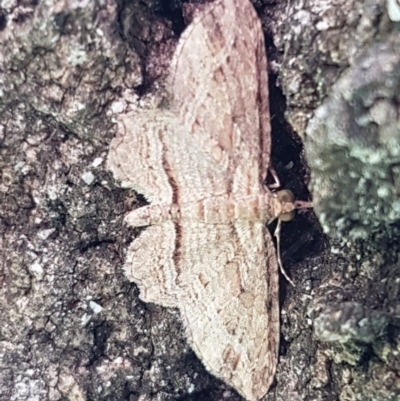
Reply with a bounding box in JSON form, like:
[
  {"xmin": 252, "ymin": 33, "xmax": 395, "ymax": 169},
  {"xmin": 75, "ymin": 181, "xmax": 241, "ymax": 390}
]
[{"xmin": 124, "ymin": 192, "xmax": 296, "ymax": 227}]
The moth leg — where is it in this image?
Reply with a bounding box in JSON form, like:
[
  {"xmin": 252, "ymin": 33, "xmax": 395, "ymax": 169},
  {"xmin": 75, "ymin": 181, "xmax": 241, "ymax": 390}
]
[{"xmin": 264, "ymin": 165, "xmax": 281, "ymax": 190}]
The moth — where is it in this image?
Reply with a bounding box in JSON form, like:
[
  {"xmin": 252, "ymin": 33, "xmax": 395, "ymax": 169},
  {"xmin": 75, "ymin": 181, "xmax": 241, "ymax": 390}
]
[{"xmin": 108, "ymin": 0, "xmax": 310, "ymax": 399}]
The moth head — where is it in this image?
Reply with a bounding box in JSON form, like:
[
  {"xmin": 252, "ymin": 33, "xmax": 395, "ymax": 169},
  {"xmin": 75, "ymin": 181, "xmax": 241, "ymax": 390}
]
[{"xmin": 270, "ymin": 189, "xmax": 296, "ymax": 222}]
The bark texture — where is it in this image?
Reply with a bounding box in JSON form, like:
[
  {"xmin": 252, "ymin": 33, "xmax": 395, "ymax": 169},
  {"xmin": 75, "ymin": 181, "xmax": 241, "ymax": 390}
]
[{"xmin": 0, "ymin": 1, "xmax": 398, "ymax": 401}]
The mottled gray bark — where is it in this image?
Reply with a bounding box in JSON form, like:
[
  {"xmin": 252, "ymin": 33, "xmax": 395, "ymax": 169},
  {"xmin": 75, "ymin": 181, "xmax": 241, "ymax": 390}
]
[{"xmin": 0, "ymin": 1, "xmax": 398, "ymax": 401}]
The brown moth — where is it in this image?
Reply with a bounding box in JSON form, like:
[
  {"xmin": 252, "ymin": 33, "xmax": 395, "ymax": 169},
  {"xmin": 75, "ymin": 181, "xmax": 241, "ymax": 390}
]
[{"xmin": 107, "ymin": 0, "xmax": 310, "ymax": 399}]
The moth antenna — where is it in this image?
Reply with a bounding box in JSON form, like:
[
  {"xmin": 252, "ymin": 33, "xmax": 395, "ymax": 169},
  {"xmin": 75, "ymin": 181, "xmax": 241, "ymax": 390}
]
[{"xmin": 274, "ymin": 219, "xmax": 295, "ymax": 287}]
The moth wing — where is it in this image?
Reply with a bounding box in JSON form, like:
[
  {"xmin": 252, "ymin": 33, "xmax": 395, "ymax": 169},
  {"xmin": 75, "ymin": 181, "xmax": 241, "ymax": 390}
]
[
  {"xmin": 107, "ymin": 110, "xmax": 230, "ymax": 204},
  {"xmin": 107, "ymin": 112, "xmax": 174, "ymax": 204},
  {"xmin": 176, "ymin": 221, "xmax": 279, "ymax": 401},
  {"xmin": 169, "ymin": 0, "xmax": 271, "ymax": 197},
  {"xmin": 124, "ymin": 222, "xmax": 179, "ymax": 307}
]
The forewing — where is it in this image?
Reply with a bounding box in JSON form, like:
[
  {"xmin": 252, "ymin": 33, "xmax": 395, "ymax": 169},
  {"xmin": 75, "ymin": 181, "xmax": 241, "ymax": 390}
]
[
  {"xmin": 175, "ymin": 222, "xmax": 279, "ymax": 401},
  {"xmin": 107, "ymin": 109, "xmax": 230, "ymax": 204},
  {"xmin": 169, "ymin": 0, "xmax": 271, "ymax": 196},
  {"xmin": 107, "ymin": 111, "xmax": 174, "ymax": 204}
]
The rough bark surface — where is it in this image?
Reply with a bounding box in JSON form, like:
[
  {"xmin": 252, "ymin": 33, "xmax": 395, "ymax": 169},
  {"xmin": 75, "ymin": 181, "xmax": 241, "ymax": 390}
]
[{"xmin": 0, "ymin": 1, "xmax": 398, "ymax": 401}]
